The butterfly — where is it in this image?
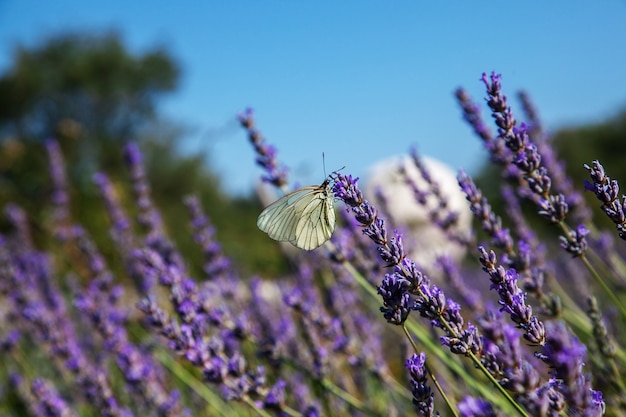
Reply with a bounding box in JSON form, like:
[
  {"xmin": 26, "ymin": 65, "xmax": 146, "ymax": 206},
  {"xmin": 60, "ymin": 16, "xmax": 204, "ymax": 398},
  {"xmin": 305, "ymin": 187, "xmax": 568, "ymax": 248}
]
[{"xmin": 257, "ymin": 178, "xmax": 336, "ymax": 250}]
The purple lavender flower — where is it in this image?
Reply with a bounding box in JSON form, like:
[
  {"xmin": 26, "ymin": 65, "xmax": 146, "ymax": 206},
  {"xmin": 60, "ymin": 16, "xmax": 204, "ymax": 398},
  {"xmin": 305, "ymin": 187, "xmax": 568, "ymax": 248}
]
[
  {"xmin": 283, "ymin": 285, "xmax": 334, "ymax": 378},
  {"xmin": 478, "ymin": 247, "xmax": 546, "ymax": 347},
  {"xmin": 559, "ymin": 225, "xmax": 589, "ymax": 258},
  {"xmin": 457, "ymin": 396, "xmax": 497, "ymax": 417},
  {"xmin": 93, "ymin": 172, "xmax": 134, "ymax": 249},
  {"xmin": 121, "ymin": 143, "xmax": 186, "ymax": 292},
  {"xmin": 332, "ymin": 173, "xmax": 427, "ymax": 326},
  {"xmin": 517, "ymin": 90, "xmax": 592, "ymax": 225},
  {"xmin": 1, "ymin": 234, "xmax": 132, "ymax": 417},
  {"xmin": 124, "ymin": 142, "xmax": 164, "ymax": 235},
  {"xmin": 405, "ymin": 353, "xmax": 435, "ymax": 416},
  {"xmin": 498, "ymin": 326, "xmax": 540, "ymax": 394},
  {"xmin": 184, "ymin": 195, "xmax": 233, "ymax": 281},
  {"xmin": 517, "ymin": 90, "xmax": 543, "ymax": 142},
  {"xmin": 45, "ymin": 139, "xmax": 71, "ymax": 241},
  {"xmin": 332, "ymin": 172, "xmax": 505, "ymax": 397},
  {"xmin": 377, "ymin": 273, "xmax": 412, "ymax": 325},
  {"xmin": 5, "ymin": 69, "xmax": 623, "ymax": 416},
  {"xmin": 480, "ymin": 72, "xmax": 572, "ymax": 226},
  {"xmin": 136, "ymin": 296, "xmax": 211, "ymax": 372},
  {"xmin": 134, "ymin": 243, "xmax": 298, "ymax": 412},
  {"xmin": 3, "ymin": 203, "xmax": 34, "ymax": 250},
  {"xmin": 538, "ymin": 321, "xmax": 605, "ymax": 416},
  {"xmin": 585, "ymin": 160, "xmax": 626, "ymax": 241},
  {"xmin": 518, "ymin": 381, "xmax": 565, "ymax": 416},
  {"xmin": 459, "ymin": 170, "xmax": 562, "ymax": 318},
  {"xmin": 437, "ymin": 256, "xmax": 483, "ymax": 313},
  {"xmin": 331, "ymin": 173, "xmax": 404, "ymax": 262},
  {"xmin": 31, "ymin": 378, "xmax": 78, "ymax": 417},
  {"xmin": 457, "ymin": 169, "xmax": 514, "ymax": 253},
  {"xmin": 0, "ymin": 328, "xmax": 20, "ymax": 353},
  {"xmin": 403, "ymin": 148, "xmax": 472, "ymax": 247},
  {"xmin": 500, "ymin": 186, "xmax": 541, "ymax": 259},
  {"xmin": 303, "ymin": 406, "xmax": 322, "ymax": 417},
  {"xmin": 135, "ymin": 248, "xmax": 201, "ymax": 324},
  {"xmin": 264, "ymin": 379, "xmax": 287, "ymax": 410},
  {"xmin": 454, "ymin": 87, "xmax": 508, "ymax": 165},
  {"xmin": 248, "ymin": 279, "xmax": 291, "ymax": 368},
  {"xmin": 74, "ymin": 236, "xmax": 183, "ymax": 417},
  {"xmin": 238, "ymin": 107, "xmax": 289, "ymax": 188}
]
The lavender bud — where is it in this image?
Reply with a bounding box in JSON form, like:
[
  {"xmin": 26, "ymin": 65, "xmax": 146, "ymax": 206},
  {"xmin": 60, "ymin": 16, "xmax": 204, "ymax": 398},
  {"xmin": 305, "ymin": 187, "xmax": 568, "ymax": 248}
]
[{"xmin": 405, "ymin": 353, "xmax": 435, "ymax": 416}]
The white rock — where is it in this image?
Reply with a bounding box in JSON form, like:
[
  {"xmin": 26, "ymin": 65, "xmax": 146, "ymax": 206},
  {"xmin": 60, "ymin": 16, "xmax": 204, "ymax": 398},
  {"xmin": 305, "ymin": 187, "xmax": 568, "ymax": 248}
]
[{"xmin": 364, "ymin": 155, "xmax": 472, "ymax": 267}]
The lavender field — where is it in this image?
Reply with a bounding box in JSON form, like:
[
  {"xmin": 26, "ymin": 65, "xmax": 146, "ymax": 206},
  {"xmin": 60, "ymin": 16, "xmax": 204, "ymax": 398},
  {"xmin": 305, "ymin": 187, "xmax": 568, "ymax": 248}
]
[{"xmin": 1, "ymin": 72, "xmax": 624, "ymax": 416}]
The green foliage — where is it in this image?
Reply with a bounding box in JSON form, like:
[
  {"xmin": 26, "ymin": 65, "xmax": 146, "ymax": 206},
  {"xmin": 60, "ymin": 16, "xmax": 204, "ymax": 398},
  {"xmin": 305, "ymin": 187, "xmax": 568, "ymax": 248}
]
[
  {"xmin": 0, "ymin": 30, "xmax": 289, "ymax": 281},
  {"xmin": 0, "ymin": 139, "xmax": 48, "ymax": 216},
  {"xmin": 552, "ymin": 110, "xmax": 626, "ymax": 174},
  {"xmin": 0, "ymin": 30, "xmax": 180, "ymax": 203},
  {"xmin": 551, "ymin": 109, "xmax": 626, "ymax": 226},
  {"xmin": 0, "ymin": 30, "xmax": 179, "ymax": 144}
]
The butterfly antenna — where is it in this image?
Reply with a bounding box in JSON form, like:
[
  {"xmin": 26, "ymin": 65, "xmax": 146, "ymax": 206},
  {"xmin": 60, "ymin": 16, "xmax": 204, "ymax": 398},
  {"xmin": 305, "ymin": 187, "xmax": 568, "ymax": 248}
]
[{"xmin": 323, "ymin": 153, "xmax": 346, "ymax": 180}]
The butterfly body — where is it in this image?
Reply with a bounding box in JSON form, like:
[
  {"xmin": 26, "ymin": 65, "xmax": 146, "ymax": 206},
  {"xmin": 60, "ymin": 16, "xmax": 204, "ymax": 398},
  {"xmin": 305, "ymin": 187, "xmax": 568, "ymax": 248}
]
[{"xmin": 257, "ymin": 179, "xmax": 336, "ymax": 250}]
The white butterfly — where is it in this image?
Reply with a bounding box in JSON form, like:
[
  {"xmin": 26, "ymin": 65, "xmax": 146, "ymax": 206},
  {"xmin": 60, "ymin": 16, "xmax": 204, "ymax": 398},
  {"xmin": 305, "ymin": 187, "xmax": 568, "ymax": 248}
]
[{"xmin": 257, "ymin": 178, "xmax": 336, "ymax": 250}]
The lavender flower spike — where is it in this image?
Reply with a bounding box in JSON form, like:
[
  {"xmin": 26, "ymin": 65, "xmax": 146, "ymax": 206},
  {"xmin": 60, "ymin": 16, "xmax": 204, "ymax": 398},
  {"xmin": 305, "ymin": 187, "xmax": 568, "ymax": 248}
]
[
  {"xmin": 457, "ymin": 396, "xmax": 497, "ymax": 417},
  {"xmin": 559, "ymin": 224, "xmax": 589, "ymax": 258},
  {"xmin": 238, "ymin": 108, "xmax": 289, "ymax": 188},
  {"xmin": 184, "ymin": 195, "xmax": 233, "ymax": 281},
  {"xmin": 454, "ymin": 87, "xmax": 508, "ymax": 165},
  {"xmin": 481, "ymin": 72, "xmax": 570, "ymax": 224},
  {"xmin": 31, "ymin": 378, "xmax": 78, "ymax": 417},
  {"xmin": 93, "ymin": 172, "xmax": 133, "ymax": 251},
  {"xmin": 585, "ymin": 160, "xmax": 626, "ymax": 241},
  {"xmin": 331, "ymin": 173, "xmax": 404, "ymax": 264},
  {"xmin": 478, "ymin": 247, "xmax": 546, "ymax": 346},
  {"xmin": 124, "ymin": 142, "xmax": 164, "ymax": 234},
  {"xmin": 406, "ymin": 353, "xmax": 435, "ymax": 417},
  {"xmin": 378, "ymin": 273, "xmax": 412, "ymax": 325},
  {"xmin": 45, "ymin": 138, "xmax": 71, "ymax": 240},
  {"xmin": 539, "ymin": 321, "xmax": 605, "ymax": 416}
]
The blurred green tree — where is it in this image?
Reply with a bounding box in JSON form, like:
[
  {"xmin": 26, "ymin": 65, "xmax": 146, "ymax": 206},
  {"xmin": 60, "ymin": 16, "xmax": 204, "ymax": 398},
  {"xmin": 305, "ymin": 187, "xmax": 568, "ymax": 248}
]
[
  {"xmin": 551, "ymin": 110, "xmax": 626, "ymax": 189},
  {"xmin": 0, "ymin": 30, "xmax": 284, "ymax": 278},
  {"xmin": 550, "ymin": 109, "xmax": 626, "ymax": 230},
  {"xmin": 0, "ymin": 30, "xmax": 178, "ymax": 173},
  {"xmin": 0, "ymin": 30, "xmax": 177, "ymax": 136}
]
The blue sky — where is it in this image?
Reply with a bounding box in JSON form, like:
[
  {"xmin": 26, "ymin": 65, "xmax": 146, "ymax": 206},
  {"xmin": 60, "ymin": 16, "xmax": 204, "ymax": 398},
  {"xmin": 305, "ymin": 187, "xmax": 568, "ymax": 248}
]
[{"xmin": 1, "ymin": 1, "xmax": 626, "ymax": 196}]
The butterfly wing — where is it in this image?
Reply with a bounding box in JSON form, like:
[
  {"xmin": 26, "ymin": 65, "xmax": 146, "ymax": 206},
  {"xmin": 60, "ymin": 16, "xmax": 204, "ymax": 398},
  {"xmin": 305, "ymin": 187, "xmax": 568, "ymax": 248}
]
[
  {"xmin": 292, "ymin": 184, "xmax": 335, "ymax": 250},
  {"xmin": 257, "ymin": 181, "xmax": 335, "ymax": 250},
  {"xmin": 257, "ymin": 186, "xmax": 320, "ymax": 242}
]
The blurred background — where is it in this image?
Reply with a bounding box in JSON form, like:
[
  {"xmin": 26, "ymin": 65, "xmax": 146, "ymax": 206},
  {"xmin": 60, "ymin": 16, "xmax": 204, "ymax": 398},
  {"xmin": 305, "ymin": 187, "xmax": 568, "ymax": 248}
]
[{"xmin": 1, "ymin": 1, "xmax": 626, "ymax": 275}]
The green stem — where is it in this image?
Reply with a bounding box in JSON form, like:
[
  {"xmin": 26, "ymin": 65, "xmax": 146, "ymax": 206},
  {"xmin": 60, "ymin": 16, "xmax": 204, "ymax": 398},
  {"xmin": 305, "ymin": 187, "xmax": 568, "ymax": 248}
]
[
  {"xmin": 581, "ymin": 254, "xmax": 626, "ymax": 319},
  {"xmin": 557, "ymin": 221, "xmax": 626, "ymax": 319},
  {"xmin": 154, "ymin": 349, "xmax": 232, "ymax": 417}
]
